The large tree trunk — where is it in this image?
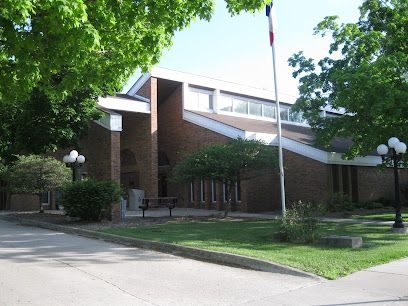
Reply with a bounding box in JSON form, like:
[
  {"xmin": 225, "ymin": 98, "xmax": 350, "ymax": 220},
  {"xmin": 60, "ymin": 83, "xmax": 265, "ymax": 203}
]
[
  {"xmin": 5, "ymin": 191, "xmax": 11, "ymax": 210},
  {"xmin": 38, "ymin": 194, "xmax": 44, "ymax": 213}
]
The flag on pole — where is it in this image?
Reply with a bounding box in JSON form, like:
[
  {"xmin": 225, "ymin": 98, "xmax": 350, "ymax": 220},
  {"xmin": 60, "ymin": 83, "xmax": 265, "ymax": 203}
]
[{"xmin": 266, "ymin": 2, "xmax": 278, "ymax": 46}]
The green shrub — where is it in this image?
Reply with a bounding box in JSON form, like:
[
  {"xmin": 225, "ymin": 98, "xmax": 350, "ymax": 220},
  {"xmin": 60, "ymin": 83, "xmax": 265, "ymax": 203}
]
[
  {"xmin": 277, "ymin": 201, "xmax": 321, "ymax": 244},
  {"xmin": 324, "ymin": 193, "xmax": 354, "ymax": 212},
  {"xmin": 61, "ymin": 179, "xmax": 122, "ymax": 221},
  {"xmin": 376, "ymin": 197, "xmax": 393, "ymax": 207},
  {"xmin": 356, "ymin": 201, "xmax": 384, "ymax": 210}
]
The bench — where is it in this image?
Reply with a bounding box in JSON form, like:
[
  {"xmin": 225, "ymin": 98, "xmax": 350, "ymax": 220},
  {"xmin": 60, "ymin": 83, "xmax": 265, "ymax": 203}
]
[{"xmin": 139, "ymin": 197, "xmax": 177, "ymax": 217}]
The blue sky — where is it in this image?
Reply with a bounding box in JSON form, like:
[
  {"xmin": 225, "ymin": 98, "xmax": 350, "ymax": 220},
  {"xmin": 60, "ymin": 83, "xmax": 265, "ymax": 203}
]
[{"xmin": 122, "ymin": 0, "xmax": 363, "ymax": 98}]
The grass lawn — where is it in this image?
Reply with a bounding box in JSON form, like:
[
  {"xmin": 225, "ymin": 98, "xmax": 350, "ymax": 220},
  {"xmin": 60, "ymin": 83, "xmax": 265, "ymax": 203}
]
[
  {"xmin": 348, "ymin": 209, "xmax": 408, "ymax": 221},
  {"xmin": 99, "ymin": 219, "xmax": 408, "ymax": 280}
]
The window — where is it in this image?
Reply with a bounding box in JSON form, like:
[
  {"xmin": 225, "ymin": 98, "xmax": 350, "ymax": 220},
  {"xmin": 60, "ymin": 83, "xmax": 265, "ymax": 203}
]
[
  {"xmin": 234, "ymin": 99, "xmax": 248, "ymax": 114},
  {"xmin": 223, "ymin": 182, "xmax": 227, "ymax": 202},
  {"xmin": 188, "ymin": 89, "xmax": 213, "ymax": 111},
  {"xmin": 201, "ymin": 180, "xmax": 205, "ymax": 203},
  {"xmin": 331, "ymin": 165, "xmax": 358, "ymax": 203},
  {"xmin": 211, "ymin": 180, "xmax": 216, "ymax": 202},
  {"xmin": 190, "ymin": 183, "xmax": 194, "ymax": 203},
  {"xmin": 280, "ymin": 108, "xmax": 289, "ymax": 121},
  {"xmin": 289, "ymin": 110, "xmax": 307, "ymax": 124},
  {"xmin": 235, "ymin": 181, "xmax": 241, "ymax": 202},
  {"xmin": 220, "ymin": 97, "xmax": 233, "ymax": 112},
  {"xmin": 264, "ymin": 104, "xmax": 276, "ymax": 119},
  {"xmin": 218, "ymin": 94, "xmax": 307, "ymax": 124},
  {"xmin": 249, "ymin": 102, "xmax": 262, "ymax": 116},
  {"xmin": 41, "ymin": 192, "xmax": 50, "ymax": 205}
]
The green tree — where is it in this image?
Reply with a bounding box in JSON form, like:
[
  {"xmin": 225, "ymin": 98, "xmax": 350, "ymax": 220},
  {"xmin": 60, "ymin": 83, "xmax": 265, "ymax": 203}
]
[
  {"xmin": 1, "ymin": 155, "xmax": 71, "ymax": 212},
  {"xmin": 288, "ymin": 0, "xmax": 408, "ymax": 160},
  {"xmin": 0, "ymin": 0, "xmax": 269, "ymax": 163},
  {"xmin": 0, "ymin": 86, "xmax": 101, "ymax": 164},
  {"xmin": 1, "ymin": 0, "xmax": 269, "ymax": 103},
  {"xmin": 171, "ymin": 137, "xmax": 278, "ymax": 217}
]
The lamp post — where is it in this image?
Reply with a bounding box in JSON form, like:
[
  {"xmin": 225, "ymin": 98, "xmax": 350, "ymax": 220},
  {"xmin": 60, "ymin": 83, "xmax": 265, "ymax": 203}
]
[
  {"xmin": 377, "ymin": 137, "xmax": 407, "ymax": 229},
  {"xmin": 63, "ymin": 150, "xmax": 86, "ymax": 182}
]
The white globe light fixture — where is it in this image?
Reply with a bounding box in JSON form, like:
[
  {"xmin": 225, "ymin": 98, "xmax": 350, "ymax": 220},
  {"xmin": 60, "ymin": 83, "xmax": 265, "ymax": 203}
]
[
  {"xmin": 377, "ymin": 137, "xmax": 406, "ymax": 229},
  {"xmin": 388, "ymin": 137, "xmax": 400, "ymax": 148},
  {"xmin": 70, "ymin": 150, "xmax": 79, "ymax": 159},
  {"xmin": 62, "ymin": 155, "xmax": 70, "ymax": 164},
  {"xmin": 63, "ymin": 150, "xmax": 86, "ymax": 182},
  {"xmin": 395, "ymin": 142, "xmax": 407, "ymax": 155},
  {"xmin": 376, "ymin": 144, "xmax": 389, "ymax": 156},
  {"xmin": 76, "ymin": 155, "xmax": 86, "ymax": 164},
  {"xmin": 67, "ymin": 154, "xmax": 76, "ymax": 164}
]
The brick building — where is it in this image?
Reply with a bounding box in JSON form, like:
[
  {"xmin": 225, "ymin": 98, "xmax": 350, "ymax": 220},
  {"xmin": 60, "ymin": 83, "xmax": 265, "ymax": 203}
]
[{"xmin": 7, "ymin": 67, "xmax": 407, "ymax": 215}]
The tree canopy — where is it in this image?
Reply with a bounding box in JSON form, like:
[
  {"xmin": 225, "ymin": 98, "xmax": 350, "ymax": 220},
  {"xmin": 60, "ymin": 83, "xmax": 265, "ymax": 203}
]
[
  {"xmin": 288, "ymin": 0, "xmax": 408, "ymax": 160},
  {"xmin": 1, "ymin": 155, "xmax": 71, "ymax": 211},
  {"xmin": 171, "ymin": 137, "xmax": 278, "ymax": 216},
  {"xmin": 1, "ymin": 0, "xmax": 269, "ymax": 103},
  {"xmin": 0, "ymin": 0, "xmax": 269, "ymax": 163}
]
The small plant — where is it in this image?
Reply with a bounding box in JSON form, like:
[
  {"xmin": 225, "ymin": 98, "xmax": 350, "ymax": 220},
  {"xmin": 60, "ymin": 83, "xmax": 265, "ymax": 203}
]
[
  {"xmin": 356, "ymin": 201, "xmax": 384, "ymax": 210},
  {"xmin": 324, "ymin": 193, "xmax": 354, "ymax": 212},
  {"xmin": 61, "ymin": 179, "xmax": 122, "ymax": 221},
  {"xmin": 277, "ymin": 201, "xmax": 321, "ymax": 244}
]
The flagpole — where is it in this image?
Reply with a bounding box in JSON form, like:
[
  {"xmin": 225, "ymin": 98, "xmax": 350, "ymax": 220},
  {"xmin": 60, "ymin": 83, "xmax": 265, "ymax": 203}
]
[{"xmin": 267, "ymin": 2, "xmax": 286, "ymax": 218}]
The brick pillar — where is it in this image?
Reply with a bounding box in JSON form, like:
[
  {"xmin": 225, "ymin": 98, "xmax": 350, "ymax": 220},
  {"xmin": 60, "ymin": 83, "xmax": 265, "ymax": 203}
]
[
  {"xmin": 194, "ymin": 181, "xmax": 201, "ymax": 208},
  {"xmin": 149, "ymin": 78, "xmax": 159, "ymax": 197},
  {"xmin": 205, "ymin": 180, "xmax": 212, "ymax": 210},
  {"xmin": 110, "ymin": 131, "xmax": 121, "ymax": 221}
]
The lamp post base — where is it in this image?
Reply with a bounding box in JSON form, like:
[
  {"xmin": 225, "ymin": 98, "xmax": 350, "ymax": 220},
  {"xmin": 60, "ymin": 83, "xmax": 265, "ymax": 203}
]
[
  {"xmin": 390, "ymin": 227, "xmax": 408, "ymax": 234},
  {"xmin": 392, "ymin": 219, "xmax": 405, "ymax": 228},
  {"xmin": 392, "ymin": 221, "xmax": 405, "ymax": 228}
]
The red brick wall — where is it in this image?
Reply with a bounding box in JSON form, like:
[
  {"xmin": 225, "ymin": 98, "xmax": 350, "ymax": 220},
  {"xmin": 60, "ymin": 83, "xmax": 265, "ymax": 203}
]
[
  {"xmin": 357, "ymin": 166, "xmax": 408, "ymax": 204},
  {"xmin": 119, "ymin": 112, "xmax": 156, "ymax": 196},
  {"xmin": 157, "ymin": 84, "xmax": 285, "ymax": 212},
  {"xmin": 129, "ymin": 77, "xmax": 159, "ymax": 198},
  {"xmin": 284, "ymin": 150, "xmax": 330, "ymax": 205}
]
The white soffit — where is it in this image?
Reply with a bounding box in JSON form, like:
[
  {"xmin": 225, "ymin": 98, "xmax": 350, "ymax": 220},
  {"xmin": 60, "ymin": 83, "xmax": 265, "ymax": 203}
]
[
  {"xmin": 183, "ymin": 110, "xmax": 382, "ymax": 167},
  {"xmin": 94, "ymin": 112, "xmax": 122, "ymax": 132},
  {"xmin": 98, "ymin": 96, "xmax": 150, "ymax": 113}
]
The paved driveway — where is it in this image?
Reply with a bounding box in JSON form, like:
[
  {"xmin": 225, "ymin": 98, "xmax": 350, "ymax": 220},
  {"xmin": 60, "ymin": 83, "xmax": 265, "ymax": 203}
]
[{"xmin": 0, "ymin": 219, "xmax": 321, "ymax": 305}]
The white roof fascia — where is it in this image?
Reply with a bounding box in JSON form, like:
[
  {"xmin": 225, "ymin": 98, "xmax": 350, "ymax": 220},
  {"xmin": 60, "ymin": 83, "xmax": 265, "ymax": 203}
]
[
  {"xmin": 98, "ymin": 96, "xmax": 150, "ymax": 113},
  {"xmin": 94, "ymin": 113, "xmax": 122, "ymax": 132},
  {"xmin": 149, "ymin": 67, "xmax": 297, "ymax": 104},
  {"xmin": 183, "ymin": 110, "xmax": 381, "ymax": 167},
  {"xmin": 127, "ymin": 72, "xmax": 152, "ymax": 96}
]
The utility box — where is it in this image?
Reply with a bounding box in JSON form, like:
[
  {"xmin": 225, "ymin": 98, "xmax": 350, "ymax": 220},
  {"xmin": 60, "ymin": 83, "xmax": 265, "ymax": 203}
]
[{"xmin": 128, "ymin": 189, "xmax": 145, "ymax": 210}]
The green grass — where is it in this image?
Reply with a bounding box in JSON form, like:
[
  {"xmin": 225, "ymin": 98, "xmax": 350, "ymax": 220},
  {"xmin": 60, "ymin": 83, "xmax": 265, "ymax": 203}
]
[
  {"xmin": 348, "ymin": 209, "xmax": 408, "ymax": 221},
  {"xmin": 99, "ymin": 220, "xmax": 408, "ymax": 280}
]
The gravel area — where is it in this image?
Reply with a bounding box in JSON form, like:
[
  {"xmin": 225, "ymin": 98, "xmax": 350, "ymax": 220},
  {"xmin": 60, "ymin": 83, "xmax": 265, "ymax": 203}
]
[
  {"xmin": 7, "ymin": 208, "xmax": 392, "ymax": 231},
  {"xmin": 9, "ymin": 212, "xmax": 253, "ymax": 231}
]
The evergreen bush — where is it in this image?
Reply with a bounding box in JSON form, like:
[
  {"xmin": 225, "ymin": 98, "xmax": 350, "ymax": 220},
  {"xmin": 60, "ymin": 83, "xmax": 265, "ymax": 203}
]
[{"xmin": 61, "ymin": 179, "xmax": 122, "ymax": 221}]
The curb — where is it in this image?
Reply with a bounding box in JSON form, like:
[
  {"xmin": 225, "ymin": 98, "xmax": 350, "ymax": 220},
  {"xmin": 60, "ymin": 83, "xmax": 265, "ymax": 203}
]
[{"xmin": 0, "ymin": 215, "xmax": 324, "ymax": 281}]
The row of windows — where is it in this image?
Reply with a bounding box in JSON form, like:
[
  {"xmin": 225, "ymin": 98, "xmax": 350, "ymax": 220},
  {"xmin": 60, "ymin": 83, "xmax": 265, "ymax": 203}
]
[
  {"xmin": 191, "ymin": 181, "xmax": 241, "ymax": 203},
  {"xmin": 187, "ymin": 89, "xmax": 307, "ymax": 124}
]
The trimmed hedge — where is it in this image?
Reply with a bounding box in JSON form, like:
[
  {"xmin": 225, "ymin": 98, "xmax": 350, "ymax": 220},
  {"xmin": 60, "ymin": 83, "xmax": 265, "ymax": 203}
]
[{"xmin": 61, "ymin": 179, "xmax": 122, "ymax": 221}]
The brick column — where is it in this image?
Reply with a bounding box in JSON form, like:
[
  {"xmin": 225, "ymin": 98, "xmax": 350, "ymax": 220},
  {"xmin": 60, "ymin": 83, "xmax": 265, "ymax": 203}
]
[
  {"xmin": 204, "ymin": 180, "xmax": 212, "ymax": 210},
  {"xmin": 149, "ymin": 78, "xmax": 159, "ymax": 198},
  {"xmin": 110, "ymin": 131, "xmax": 121, "ymax": 221}
]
